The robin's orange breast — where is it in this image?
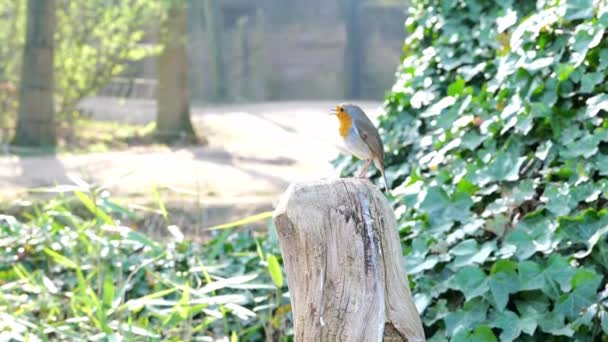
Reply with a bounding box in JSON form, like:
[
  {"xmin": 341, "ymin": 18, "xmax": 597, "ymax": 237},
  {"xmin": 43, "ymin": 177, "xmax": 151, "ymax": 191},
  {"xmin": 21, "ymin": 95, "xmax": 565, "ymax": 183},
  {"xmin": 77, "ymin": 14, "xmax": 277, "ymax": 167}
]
[{"xmin": 337, "ymin": 111, "xmax": 352, "ymax": 138}]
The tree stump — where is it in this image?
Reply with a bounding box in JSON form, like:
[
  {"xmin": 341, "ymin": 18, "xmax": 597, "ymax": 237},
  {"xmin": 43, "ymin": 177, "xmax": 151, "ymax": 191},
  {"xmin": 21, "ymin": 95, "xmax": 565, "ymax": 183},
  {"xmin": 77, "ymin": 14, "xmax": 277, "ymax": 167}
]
[{"xmin": 273, "ymin": 179, "xmax": 425, "ymax": 342}]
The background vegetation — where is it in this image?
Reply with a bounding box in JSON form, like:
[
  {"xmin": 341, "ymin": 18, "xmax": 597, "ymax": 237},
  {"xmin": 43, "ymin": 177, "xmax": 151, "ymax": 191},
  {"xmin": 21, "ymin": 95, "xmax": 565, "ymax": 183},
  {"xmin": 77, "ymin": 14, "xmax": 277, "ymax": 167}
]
[
  {"xmin": 338, "ymin": 0, "xmax": 608, "ymax": 340},
  {"xmin": 0, "ymin": 185, "xmax": 290, "ymax": 341}
]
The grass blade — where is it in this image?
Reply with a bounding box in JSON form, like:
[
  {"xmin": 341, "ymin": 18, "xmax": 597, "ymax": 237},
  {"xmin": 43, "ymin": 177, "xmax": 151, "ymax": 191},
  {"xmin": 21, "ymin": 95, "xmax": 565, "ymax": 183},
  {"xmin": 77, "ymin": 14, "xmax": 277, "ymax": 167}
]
[{"xmin": 206, "ymin": 211, "xmax": 273, "ymax": 230}]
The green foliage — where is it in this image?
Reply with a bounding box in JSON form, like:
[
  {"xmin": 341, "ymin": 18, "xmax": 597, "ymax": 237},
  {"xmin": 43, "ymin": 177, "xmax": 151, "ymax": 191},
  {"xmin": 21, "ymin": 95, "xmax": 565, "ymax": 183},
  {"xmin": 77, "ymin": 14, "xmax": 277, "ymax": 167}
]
[
  {"xmin": 0, "ymin": 190, "xmax": 291, "ymax": 341},
  {"xmin": 1, "ymin": 0, "xmax": 161, "ymax": 117},
  {"xmin": 337, "ymin": 0, "xmax": 608, "ymax": 340},
  {"xmin": 54, "ymin": 0, "xmax": 161, "ymax": 116}
]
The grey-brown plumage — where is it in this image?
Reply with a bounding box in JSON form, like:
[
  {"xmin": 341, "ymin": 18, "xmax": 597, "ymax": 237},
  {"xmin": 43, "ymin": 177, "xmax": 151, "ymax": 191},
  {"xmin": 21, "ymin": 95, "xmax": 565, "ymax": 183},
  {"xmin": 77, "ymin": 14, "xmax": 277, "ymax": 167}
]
[{"xmin": 330, "ymin": 103, "xmax": 389, "ymax": 193}]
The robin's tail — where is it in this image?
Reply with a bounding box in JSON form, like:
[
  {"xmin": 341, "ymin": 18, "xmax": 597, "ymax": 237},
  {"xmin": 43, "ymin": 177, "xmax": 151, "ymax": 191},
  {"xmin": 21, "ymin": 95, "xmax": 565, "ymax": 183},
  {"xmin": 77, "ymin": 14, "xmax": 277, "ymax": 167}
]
[
  {"xmin": 381, "ymin": 169, "xmax": 390, "ymax": 195},
  {"xmin": 374, "ymin": 158, "xmax": 390, "ymax": 195}
]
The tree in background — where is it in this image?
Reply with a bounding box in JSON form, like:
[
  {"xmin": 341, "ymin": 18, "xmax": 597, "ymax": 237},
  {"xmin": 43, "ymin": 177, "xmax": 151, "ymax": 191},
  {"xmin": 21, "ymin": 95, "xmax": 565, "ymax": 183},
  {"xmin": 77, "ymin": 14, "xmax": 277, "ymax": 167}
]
[
  {"xmin": 155, "ymin": 0, "xmax": 197, "ymax": 143},
  {"xmin": 13, "ymin": 0, "xmax": 56, "ymax": 146},
  {"xmin": 2, "ymin": 0, "xmax": 161, "ymax": 145},
  {"xmin": 203, "ymin": 0, "xmax": 227, "ymax": 102},
  {"xmin": 341, "ymin": 0, "xmax": 363, "ymax": 99}
]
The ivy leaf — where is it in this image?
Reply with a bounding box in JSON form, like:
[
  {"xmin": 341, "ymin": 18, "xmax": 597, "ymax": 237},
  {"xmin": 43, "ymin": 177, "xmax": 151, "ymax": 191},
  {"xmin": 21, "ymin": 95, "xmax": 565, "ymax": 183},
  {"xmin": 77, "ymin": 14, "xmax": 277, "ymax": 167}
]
[
  {"xmin": 555, "ymin": 269, "xmax": 602, "ymax": 319},
  {"xmin": 489, "ymin": 310, "xmax": 523, "ymax": 342},
  {"xmin": 586, "ymin": 93, "xmax": 608, "ymax": 118},
  {"xmin": 419, "ymin": 186, "xmax": 473, "ymax": 226},
  {"xmin": 513, "ymin": 180, "xmax": 535, "ymax": 203},
  {"xmin": 445, "ymin": 298, "xmax": 489, "ymax": 336},
  {"xmin": 560, "ymin": 133, "xmax": 599, "ymax": 159},
  {"xmin": 489, "ymin": 260, "xmax": 520, "ymax": 310},
  {"xmin": 449, "ymin": 240, "xmax": 495, "ymax": 269},
  {"xmin": 544, "ymin": 254, "xmax": 576, "ymax": 293},
  {"xmin": 593, "ymin": 154, "xmax": 608, "ymax": 176},
  {"xmin": 580, "ymin": 72, "xmax": 604, "ymax": 93},
  {"xmin": 514, "ymin": 294, "xmax": 550, "ymax": 335},
  {"xmin": 602, "ymin": 310, "xmax": 608, "ymax": 334},
  {"xmin": 557, "ymin": 209, "xmax": 608, "ymax": 258},
  {"xmin": 541, "ymin": 183, "xmax": 577, "ymax": 216},
  {"xmin": 451, "ymin": 266, "xmax": 489, "ymax": 301},
  {"xmin": 518, "ymin": 261, "xmax": 546, "ymax": 291},
  {"xmin": 564, "ymin": 0, "xmax": 595, "ymax": 21},
  {"xmin": 452, "ymin": 325, "xmax": 498, "ymax": 342},
  {"xmin": 477, "ymin": 140, "xmax": 525, "ymax": 184},
  {"xmin": 538, "ymin": 311, "xmax": 574, "ymax": 336},
  {"xmin": 448, "ymin": 78, "xmax": 466, "ymax": 96},
  {"xmin": 570, "ymin": 23, "xmax": 604, "ymax": 65}
]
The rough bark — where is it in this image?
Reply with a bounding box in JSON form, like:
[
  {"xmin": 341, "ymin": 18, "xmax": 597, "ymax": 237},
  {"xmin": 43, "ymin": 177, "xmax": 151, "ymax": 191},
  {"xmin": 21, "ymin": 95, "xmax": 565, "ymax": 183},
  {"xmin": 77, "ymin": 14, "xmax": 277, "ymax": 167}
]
[
  {"xmin": 273, "ymin": 179, "xmax": 425, "ymax": 342},
  {"xmin": 156, "ymin": 1, "xmax": 197, "ymax": 143},
  {"xmin": 13, "ymin": 0, "xmax": 56, "ymax": 146}
]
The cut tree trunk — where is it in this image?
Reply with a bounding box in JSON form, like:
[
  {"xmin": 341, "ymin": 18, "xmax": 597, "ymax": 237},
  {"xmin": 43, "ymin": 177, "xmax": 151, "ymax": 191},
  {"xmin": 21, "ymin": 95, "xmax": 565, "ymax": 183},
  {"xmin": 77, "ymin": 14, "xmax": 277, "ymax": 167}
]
[
  {"xmin": 273, "ymin": 178, "xmax": 425, "ymax": 342},
  {"xmin": 13, "ymin": 0, "xmax": 56, "ymax": 146},
  {"xmin": 156, "ymin": 1, "xmax": 197, "ymax": 143}
]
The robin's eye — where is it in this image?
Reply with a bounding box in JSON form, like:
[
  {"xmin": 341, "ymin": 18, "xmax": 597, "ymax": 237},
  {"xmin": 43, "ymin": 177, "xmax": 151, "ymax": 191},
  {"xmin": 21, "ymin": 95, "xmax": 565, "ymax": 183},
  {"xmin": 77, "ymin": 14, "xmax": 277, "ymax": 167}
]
[{"xmin": 338, "ymin": 107, "xmax": 343, "ymax": 112}]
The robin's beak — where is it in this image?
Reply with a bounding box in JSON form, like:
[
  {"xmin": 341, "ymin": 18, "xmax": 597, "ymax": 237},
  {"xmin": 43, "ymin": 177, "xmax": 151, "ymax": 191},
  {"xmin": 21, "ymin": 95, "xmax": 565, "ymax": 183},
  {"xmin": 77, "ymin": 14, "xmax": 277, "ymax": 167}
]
[{"xmin": 329, "ymin": 108, "xmax": 338, "ymax": 115}]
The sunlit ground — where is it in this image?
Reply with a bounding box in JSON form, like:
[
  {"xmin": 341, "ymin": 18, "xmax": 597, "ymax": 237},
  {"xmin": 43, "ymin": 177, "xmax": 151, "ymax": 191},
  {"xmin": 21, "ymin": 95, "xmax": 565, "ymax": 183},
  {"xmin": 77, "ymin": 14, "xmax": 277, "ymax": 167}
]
[{"xmin": 0, "ymin": 99, "xmax": 383, "ymax": 232}]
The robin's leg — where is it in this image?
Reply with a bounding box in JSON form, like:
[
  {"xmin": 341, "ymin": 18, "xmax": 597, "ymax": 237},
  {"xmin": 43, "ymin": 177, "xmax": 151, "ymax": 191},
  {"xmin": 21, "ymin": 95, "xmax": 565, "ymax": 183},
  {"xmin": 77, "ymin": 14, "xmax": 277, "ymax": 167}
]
[{"xmin": 358, "ymin": 159, "xmax": 372, "ymax": 178}]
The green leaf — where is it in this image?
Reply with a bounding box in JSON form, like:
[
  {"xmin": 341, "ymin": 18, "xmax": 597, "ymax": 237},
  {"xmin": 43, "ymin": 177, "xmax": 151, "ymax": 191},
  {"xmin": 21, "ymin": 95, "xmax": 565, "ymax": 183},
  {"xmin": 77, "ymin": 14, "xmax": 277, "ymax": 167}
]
[
  {"xmin": 452, "ymin": 325, "xmax": 498, "ymax": 342},
  {"xmin": 448, "ymin": 78, "xmax": 466, "ymax": 96},
  {"xmin": 545, "ymin": 254, "xmax": 576, "ymax": 293},
  {"xmin": 489, "ymin": 260, "xmax": 519, "ymax": 310},
  {"xmin": 560, "ymin": 132, "xmax": 600, "ymax": 158},
  {"xmin": 43, "ymin": 248, "xmax": 78, "ymax": 269},
  {"xmin": 152, "ymin": 186, "xmax": 168, "ymax": 223},
  {"xmin": 541, "ymin": 183, "xmax": 577, "ymax": 216},
  {"xmin": 580, "ymin": 72, "xmax": 604, "ymax": 93},
  {"xmin": 489, "ymin": 310, "xmax": 523, "ymax": 342},
  {"xmin": 419, "ymin": 187, "xmax": 473, "ymax": 226},
  {"xmin": 586, "ymin": 93, "xmax": 608, "ymax": 118},
  {"xmin": 564, "ymin": 0, "xmax": 595, "ymax": 21},
  {"xmin": 445, "ymin": 298, "xmax": 489, "ymax": 336},
  {"xmin": 74, "ymin": 191, "xmax": 114, "ymax": 225},
  {"xmin": 449, "ymin": 240, "xmax": 495, "ymax": 269},
  {"xmin": 478, "ymin": 140, "xmax": 524, "ymax": 183},
  {"xmin": 267, "ymin": 254, "xmax": 283, "ymax": 288},
  {"xmin": 102, "ymin": 271, "xmax": 115, "ymax": 310},
  {"xmin": 602, "ymin": 310, "xmax": 608, "ymax": 334},
  {"xmin": 518, "ymin": 261, "xmax": 545, "ymax": 291},
  {"xmin": 555, "ymin": 269, "xmax": 602, "ymax": 319},
  {"xmin": 557, "ymin": 209, "xmax": 608, "ymax": 258},
  {"xmin": 451, "ymin": 266, "xmax": 489, "ymax": 301},
  {"xmin": 538, "ymin": 311, "xmax": 574, "ymax": 336}
]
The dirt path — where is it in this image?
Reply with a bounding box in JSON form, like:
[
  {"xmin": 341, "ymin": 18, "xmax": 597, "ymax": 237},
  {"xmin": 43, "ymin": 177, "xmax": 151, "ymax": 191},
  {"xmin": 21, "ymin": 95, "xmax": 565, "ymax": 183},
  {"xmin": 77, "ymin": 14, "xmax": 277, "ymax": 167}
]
[{"xmin": 0, "ymin": 100, "xmax": 383, "ymax": 229}]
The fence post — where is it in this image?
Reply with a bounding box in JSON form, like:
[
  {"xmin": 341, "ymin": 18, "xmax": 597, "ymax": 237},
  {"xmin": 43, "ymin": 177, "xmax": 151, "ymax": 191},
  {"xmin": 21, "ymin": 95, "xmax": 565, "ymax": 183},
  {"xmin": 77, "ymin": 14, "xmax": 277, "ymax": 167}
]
[{"xmin": 273, "ymin": 179, "xmax": 425, "ymax": 341}]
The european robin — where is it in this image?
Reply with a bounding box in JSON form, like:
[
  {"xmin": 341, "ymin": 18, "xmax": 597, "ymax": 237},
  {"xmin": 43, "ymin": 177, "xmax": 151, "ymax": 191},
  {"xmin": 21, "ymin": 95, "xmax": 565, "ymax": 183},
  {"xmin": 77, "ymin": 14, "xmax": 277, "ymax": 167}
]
[{"xmin": 330, "ymin": 103, "xmax": 389, "ymax": 193}]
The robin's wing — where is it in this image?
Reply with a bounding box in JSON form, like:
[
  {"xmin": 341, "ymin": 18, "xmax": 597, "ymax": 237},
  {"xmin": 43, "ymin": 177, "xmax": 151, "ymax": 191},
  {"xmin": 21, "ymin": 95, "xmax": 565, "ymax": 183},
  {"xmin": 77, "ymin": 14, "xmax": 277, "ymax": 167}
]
[{"xmin": 352, "ymin": 115, "xmax": 385, "ymax": 166}]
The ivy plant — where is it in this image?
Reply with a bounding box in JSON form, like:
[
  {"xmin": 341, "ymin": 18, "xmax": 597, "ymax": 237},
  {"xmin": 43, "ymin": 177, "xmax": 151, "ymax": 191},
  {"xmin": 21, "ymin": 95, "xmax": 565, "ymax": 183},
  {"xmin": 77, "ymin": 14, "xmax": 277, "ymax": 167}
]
[{"xmin": 337, "ymin": 0, "xmax": 608, "ymax": 340}]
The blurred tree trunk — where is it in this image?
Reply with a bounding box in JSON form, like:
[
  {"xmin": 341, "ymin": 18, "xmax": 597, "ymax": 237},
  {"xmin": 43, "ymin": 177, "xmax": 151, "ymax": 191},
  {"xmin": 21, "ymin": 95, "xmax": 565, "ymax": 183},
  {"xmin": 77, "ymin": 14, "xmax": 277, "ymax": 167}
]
[
  {"xmin": 343, "ymin": 0, "xmax": 363, "ymax": 99},
  {"xmin": 203, "ymin": 0, "xmax": 227, "ymax": 102},
  {"xmin": 13, "ymin": 0, "xmax": 56, "ymax": 147},
  {"xmin": 156, "ymin": 0, "xmax": 197, "ymax": 143}
]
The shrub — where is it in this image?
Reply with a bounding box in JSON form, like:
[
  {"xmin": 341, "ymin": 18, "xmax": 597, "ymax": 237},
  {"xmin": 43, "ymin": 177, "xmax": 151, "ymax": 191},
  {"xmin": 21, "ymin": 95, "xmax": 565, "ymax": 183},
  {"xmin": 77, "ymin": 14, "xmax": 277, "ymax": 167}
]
[{"xmin": 337, "ymin": 0, "xmax": 608, "ymax": 340}]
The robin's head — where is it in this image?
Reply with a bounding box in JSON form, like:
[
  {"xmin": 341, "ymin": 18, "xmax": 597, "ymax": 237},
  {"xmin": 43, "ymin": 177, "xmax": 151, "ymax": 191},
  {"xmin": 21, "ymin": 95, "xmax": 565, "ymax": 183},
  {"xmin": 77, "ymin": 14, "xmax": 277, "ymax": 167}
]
[
  {"xmin": 330, "ymin": 103, "xmax": 357, "ymax": 137},
  {"xmin": 330, "ymin": 103, "xmax": 364, "ymax": 117}
]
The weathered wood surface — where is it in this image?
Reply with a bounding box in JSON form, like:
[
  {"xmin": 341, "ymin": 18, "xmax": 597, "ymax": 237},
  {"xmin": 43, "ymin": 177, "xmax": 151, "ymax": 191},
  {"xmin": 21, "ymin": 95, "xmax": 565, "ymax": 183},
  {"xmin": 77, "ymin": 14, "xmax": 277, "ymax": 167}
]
[{"xmin": 273, "ymin": 179, "xmax": 425, "ymax": 342}]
